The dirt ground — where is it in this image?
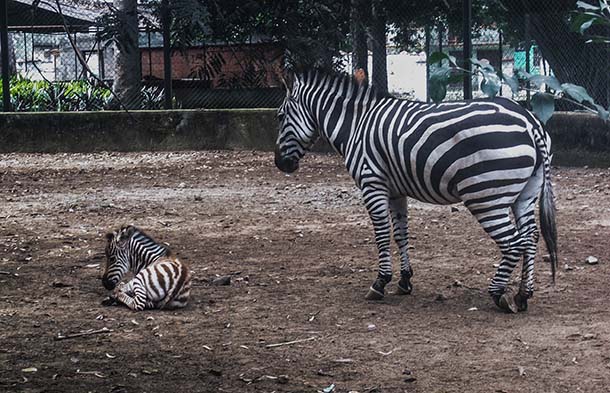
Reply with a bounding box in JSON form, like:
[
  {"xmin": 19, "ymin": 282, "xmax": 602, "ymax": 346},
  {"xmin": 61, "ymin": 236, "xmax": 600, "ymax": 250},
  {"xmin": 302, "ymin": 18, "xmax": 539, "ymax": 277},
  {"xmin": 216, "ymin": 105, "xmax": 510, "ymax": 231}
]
[{"xmin": 0, "ymin": 150, "xmax": 609, "ymax": 393}]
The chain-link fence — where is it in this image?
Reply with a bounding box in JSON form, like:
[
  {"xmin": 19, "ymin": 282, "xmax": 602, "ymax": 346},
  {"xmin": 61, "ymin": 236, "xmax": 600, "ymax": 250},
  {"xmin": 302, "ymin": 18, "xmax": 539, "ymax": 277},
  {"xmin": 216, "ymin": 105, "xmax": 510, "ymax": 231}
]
[{"xmin": 1, "ymin": 0, "xmax": 608, "ymax": 112}]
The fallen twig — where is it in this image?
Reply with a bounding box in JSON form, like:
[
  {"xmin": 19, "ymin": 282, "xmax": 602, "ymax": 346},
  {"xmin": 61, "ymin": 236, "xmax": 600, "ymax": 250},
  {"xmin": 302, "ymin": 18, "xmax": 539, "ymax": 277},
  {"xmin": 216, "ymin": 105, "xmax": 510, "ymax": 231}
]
[
  {"xmin": 266, "ymin": 336, "xmax": 316, "ymax": 348},
  {"xmin": 76, "ymin": 369, "xmax": 107, "ymax": 378},
  {"xmin": 55, "ymin": 327, "xmax": 112, "ymax": 341}
]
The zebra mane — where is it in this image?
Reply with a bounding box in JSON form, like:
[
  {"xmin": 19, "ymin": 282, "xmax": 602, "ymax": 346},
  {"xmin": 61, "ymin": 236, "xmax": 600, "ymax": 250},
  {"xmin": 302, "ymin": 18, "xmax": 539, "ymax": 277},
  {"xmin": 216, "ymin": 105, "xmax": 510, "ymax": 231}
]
[
  {"xmin": 112, "ymin": 225, "xmax": 172, "ymax": 256},
  {"xmin": 292, "ymin": 68, "xmax": 391, "ymax": 101}
]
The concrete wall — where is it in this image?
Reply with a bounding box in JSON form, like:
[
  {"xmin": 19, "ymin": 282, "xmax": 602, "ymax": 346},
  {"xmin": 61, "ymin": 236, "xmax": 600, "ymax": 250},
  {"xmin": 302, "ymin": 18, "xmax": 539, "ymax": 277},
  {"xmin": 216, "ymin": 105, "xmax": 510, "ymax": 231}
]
[{"xmin": 0, "ymin": 110, "xmax": 608, "ymax": 166}]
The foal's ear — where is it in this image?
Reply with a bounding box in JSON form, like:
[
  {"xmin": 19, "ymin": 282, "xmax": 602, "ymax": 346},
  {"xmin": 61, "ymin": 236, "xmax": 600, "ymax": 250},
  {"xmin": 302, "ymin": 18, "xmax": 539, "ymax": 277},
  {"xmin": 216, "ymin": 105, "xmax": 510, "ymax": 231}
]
[
  {"xmin": 273, "ymin": 64, "xmax": 293, "ymax": 95},
  {"xmin": 105, "ymin": 232, "xmax": 115, "ymax": 242},
  {"xmin": 354, "ymin": 68, "xmax": 368, "ymax": 86},
  {"xmin": 116, "ymin": 225, "xmax": 135, "ymax": 246}
]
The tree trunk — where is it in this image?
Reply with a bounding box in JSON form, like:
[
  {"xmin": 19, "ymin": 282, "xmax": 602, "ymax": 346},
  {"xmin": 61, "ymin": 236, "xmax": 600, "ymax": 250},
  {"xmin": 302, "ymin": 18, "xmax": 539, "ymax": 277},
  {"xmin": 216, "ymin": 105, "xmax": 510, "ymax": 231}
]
[
  {"xmin": 112, "ymin": 0, "xmax": 141, "ymax": 109},
  {"xmin": 502, "ymin": 0, "xmax": 609, "ymax": 108},
  {"xmin": 0, "ymin": 34, "xmax": 16, "ymax": 76},
  {"xmin": 350, "ymin": 0, "xmax": 369, "ymax": 75},
  {"xmin": 370, "ymin": 0, "xmax": 387, "ymax": 93}
]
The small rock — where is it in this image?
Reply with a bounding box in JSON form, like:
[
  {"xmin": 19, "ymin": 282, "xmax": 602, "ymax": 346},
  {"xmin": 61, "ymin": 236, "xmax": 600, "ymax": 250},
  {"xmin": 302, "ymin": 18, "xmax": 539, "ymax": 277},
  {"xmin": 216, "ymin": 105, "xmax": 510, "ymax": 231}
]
[
  {"xmin": 468, "ymin": 307, "xmax": 478, "ymax": 311},
  {"xmin": 450, "ymin": 206, "xmax": 459, "ymax": 212},
  {"xmin": 404, "ymin": 376, "xmax": 417, "ymax": 382},
  {"xmin": 564, "ymin": 263, "xmax": 573, "ymax": 271},
  {"xmin": 434, "ymin": 293, "xmax": 447, "ymax": 302},
  {"xmin": 585, "ymin": 256, "xmax": 599, "ymax": 265},
  {"xmin": 277, "ymin": 375, "xmax": 289, "ymax": 384},
  {"xmin": 52, "ymin": 282, "xmax": 72, "ymax": 288},
  {"xmin": 211, "ymin": 276, "xmax": 231, "ymax": 286},
  {"xmin": 367, "ymin": 323, "xmax": 377, "ymax": 331},
  {"xmin": 453, "ymin": 280, "xmax": 463, "ymax": 287},
  {"xmin": 178, "ymin": 182, "xmax": 186, "ymax": 188},
  {"xmin": 542, "ymin": 254, "xmax": 551, "ymax": 262},
  {"xmin": 208, "ymin": 368, "xmax": 222, "ymax": 376}
]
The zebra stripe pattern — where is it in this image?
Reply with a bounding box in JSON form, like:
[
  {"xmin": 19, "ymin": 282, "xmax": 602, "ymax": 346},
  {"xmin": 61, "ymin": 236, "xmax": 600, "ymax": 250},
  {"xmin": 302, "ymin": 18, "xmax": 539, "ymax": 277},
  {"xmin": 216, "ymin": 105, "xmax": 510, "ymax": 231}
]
[
  {"xmin": 274, "ymin": 70, "xmax": 557, "ymax": 312},
  {"xmin": 102, "ymin": 225, "xmax": 191, "ymax": 311}
]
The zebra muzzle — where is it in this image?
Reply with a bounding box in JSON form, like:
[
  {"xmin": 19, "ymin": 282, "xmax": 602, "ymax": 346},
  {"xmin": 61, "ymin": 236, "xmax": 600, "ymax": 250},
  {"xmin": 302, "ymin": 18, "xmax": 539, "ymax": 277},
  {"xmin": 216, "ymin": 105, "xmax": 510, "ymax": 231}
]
[
  {"xmin": 274, "ymin": 152, "xmax": 299, "ymax": 173},
  {"xmin": 102, "ymin": 276, "xmax": 118, "ymax": 290}
]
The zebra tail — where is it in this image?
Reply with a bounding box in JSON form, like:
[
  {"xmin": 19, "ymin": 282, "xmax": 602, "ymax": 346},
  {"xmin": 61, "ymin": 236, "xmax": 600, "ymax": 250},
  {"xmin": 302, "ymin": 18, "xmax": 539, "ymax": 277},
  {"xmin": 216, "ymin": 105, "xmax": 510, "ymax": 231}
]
[{"xmin": 538, "ymin": 149, "xmax": 558, "ymax": 284}]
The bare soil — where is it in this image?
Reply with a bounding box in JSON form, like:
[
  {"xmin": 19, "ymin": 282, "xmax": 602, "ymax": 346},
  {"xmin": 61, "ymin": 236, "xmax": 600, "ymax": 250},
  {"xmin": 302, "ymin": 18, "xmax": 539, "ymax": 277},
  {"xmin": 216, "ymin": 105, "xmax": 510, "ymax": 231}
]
[{"xmin": 1, "ymin": 151, "xmax": 609, "ymax": 393}]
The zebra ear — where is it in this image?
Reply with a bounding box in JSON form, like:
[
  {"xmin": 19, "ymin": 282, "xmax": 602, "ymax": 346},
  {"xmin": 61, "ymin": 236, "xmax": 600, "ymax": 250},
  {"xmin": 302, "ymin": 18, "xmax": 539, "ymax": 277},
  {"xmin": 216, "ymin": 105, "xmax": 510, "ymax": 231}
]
[
  {"xmin": 105, "ymin": 232, "xmax": 114, "ymax": 242},
  {"xmin": 117, "ymin": 226, "xmax": 135, "ymax": 246},
  {"xmin": 279, "ymin": 73, "xmax": 292, "ymax": 96}
]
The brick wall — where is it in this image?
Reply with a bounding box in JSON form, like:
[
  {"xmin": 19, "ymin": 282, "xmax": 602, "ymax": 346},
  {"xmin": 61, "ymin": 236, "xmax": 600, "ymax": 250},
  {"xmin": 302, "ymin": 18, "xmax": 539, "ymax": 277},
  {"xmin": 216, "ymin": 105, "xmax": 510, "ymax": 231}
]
[{"xmin": 140, "ymin": 43, "xmax": 283, "ymax": 88}]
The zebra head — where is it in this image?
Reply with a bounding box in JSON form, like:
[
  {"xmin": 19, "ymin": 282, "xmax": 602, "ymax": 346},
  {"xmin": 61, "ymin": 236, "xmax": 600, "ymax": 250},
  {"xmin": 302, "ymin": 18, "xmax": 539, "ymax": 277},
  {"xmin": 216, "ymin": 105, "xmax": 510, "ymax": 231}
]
[
  {"xmin": 102, "ymin": 225, "xmax": 136, "ymax": 290},
  {"xmin": 275, "ymin": 72, "xmax": 319, "ymax": 173}
]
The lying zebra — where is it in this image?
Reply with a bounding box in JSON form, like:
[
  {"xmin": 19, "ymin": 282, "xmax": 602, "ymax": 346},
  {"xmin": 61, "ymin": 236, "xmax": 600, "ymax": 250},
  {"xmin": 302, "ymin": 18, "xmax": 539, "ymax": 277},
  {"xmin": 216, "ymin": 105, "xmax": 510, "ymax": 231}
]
[
  {"xmin": 102, "ymin": 225, "xmax": 191, "ymax": 311},
  {"xmin": 274, "ymin": 69, "xmax": 557, "ymax": 313}
]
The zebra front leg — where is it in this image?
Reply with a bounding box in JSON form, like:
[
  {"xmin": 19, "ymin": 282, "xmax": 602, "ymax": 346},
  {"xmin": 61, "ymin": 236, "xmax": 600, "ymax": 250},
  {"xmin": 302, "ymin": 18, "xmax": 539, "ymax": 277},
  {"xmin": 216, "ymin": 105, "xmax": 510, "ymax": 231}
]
[
  {"xmin": 363, "ymin": 188, "xmax": 392, "ymax": 301},
  {"xmin": 113, "ymin": 279, "xmax": 148, "ymax": 311},
  {"xmin": 389, "ymin": 197, "xmax": 413, "ymax": 295}
]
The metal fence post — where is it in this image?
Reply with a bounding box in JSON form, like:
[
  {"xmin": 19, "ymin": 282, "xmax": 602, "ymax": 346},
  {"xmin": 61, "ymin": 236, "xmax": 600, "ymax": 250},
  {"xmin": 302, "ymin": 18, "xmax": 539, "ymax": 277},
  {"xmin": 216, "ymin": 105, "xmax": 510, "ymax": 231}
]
[
  {"xmin": 161, "ymin": 0, "xmax": 172, "ymax": 110},
  {"xmin": 463, "ymin": 0, "xmax": 472, "ymax": 100},
  {"xmin": 1, "ymin": 0, "xmax": 10, "ymax": 111},
  {"xmin": 425, "ymin": 24, "xmax": 431, "ymax": 102},
  {"xmin": 498, "ymin": 30, "xmax": 503, "ymax": 96},
  {"xmin": 525, "ymin": 13, "xmax": 531, "ymax": 104}
]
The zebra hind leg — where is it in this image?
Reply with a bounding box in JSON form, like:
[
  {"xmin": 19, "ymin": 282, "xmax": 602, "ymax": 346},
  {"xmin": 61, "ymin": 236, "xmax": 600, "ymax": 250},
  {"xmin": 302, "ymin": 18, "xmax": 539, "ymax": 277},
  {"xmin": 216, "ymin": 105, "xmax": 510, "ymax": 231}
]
[
  {"xmin": 470, "ymin": 207, "xmax": 526, "ymax": 313},
  {"xmin": 389, "ymin": 197, "xmax": 413, "ymax": 295},
  {"xmin": 511, "ymin": 169, "xmax": 543, "ymax": 311},
  {"xmin": 363, "ymin": 189, "xmax": 393, "ymax": 301}
]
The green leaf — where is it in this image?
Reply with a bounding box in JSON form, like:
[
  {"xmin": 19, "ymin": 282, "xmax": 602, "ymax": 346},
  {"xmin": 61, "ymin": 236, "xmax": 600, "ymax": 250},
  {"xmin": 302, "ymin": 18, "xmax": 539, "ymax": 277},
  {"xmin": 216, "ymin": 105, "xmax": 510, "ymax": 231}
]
[
  {"xmin": 585, "ymin": 36, "xmax": 610, "ymax": 44},
  {"xmin": 561, "ymin": 83, "xmax": 595, "ymax": 104},
  {"xmin": 428, "ymin": 52, "xmax": 457, "ymax": 66},
  {"xmin": 429, "ymin": 79, "xmax": 448, "ymax": 103},
  {"xmin": 447, "ymin": 74, "xmax": 464, "ymax": 84},
  {"xmin": 470, "ymin": 57, "xmax": 495, "ymax": 73},
  {"xmin": 501, "ymin": 73, "xmax": 520, "ymax": 95},
  {"xmin": 580, "ymin": 18, "xmax": 596, "ymax": 33},
  {"xmin": 528, "ymin": 75, "xmax": 563, "ymax": 92},
  {"xmin": 593, "ymin": 104, "xmax": 610, "ymax": 121},
  {"xmin": 531, "ymin": 92, "xmax": 555, "ymax": 124},
  {"xmin": 576, "ymin": 1, "xmax": 600, "ymax": 10},
  {"xmin": 480, "ymin": 71, "xmax": 501, "ymax": 98},
  {"xmin": 429, "ymin": 65, "xmax": 453, "ymax": 82}
]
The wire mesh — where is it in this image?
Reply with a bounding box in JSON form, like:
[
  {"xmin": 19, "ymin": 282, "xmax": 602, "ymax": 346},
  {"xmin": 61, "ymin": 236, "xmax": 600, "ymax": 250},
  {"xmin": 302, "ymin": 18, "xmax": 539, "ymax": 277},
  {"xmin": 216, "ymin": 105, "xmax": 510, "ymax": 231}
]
[{"xmin": 1, "ymin": 0, "xmax": 608, "ymax": 111}]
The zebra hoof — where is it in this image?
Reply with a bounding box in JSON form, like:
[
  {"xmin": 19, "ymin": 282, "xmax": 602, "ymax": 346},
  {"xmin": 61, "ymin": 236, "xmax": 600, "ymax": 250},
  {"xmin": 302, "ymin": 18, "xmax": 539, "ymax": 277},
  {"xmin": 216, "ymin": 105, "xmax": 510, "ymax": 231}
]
[
  {"xmin": 496, "ymin": 293, "xmax": 518, "ymax": 313},
  {"xmin": 395, "ymin": 279, "xmax": 412, "ymax": 295},
  {"xmin": 365, "ymin": 286, "xmax": 385, "ymax": 301},
  {"xmin": 514, "ymin": 292, "xmax": 529, "ymax": 312},
  {"xmin": 101, "ymin": 296, "xmax": 119, "ymax": 307}
]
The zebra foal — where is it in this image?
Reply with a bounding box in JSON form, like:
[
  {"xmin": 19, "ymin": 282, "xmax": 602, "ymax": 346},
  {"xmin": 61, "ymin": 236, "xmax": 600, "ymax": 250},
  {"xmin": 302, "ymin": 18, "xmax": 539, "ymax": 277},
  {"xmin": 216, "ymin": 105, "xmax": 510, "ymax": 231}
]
[
  {"xmin": 274, "ymin": 70, "xmax": 557, "ymax": 313},
  {"xmin": 102, "ymin": 225, "xmax": 191, "ymax": 311}
]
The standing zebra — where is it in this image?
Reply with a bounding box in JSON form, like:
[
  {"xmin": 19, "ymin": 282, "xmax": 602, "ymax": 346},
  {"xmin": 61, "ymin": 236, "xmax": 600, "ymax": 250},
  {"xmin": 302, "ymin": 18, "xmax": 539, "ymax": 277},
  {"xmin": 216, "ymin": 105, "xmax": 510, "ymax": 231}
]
[
  {"xmin": 102, "ymin": 225, "xmax": 191, "ymax": 311},
  {"xmin": 274, "ymin": 70, "xmax": 557, "ymax": 313}
]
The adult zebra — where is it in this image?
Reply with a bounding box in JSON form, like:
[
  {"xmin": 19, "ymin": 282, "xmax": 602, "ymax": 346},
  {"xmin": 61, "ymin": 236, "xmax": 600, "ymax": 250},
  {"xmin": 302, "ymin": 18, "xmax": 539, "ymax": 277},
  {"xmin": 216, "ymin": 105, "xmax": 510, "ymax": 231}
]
[{"xmin": 274, "ymin": 69, "xmax": 557, "ymax": 313}]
